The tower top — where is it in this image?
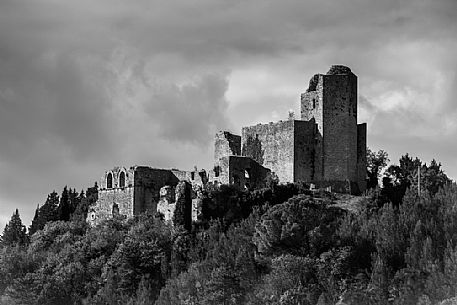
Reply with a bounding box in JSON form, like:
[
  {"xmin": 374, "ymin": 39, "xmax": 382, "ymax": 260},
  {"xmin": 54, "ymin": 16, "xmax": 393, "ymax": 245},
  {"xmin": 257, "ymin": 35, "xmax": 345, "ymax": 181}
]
[{"xmin": 326, "ymin": 65, "xmax": 352, "ymax": 75}]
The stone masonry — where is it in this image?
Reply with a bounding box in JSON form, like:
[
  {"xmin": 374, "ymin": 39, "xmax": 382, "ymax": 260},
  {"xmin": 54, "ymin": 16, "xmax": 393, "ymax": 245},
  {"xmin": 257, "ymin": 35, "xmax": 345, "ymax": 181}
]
[
  {"xmin": 211, "ymin": 65, "xmax": 367, "ymax": 194},
  {"xmin": 87, "ymin": 65, "xmax": 367, "ymax": 226},
  {"xmin": 87, "ymin": 166, "xmax": 203, "ymax": 226}
]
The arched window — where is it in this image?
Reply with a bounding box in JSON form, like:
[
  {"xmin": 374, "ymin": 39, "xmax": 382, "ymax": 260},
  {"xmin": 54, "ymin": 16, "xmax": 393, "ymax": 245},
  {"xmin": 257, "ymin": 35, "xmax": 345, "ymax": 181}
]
[
  {"xmin": 119, "ymin": 172, "xmax": 125, "ymax": 188},
  {"xmin": 107, "ymin": 172, "xmax": 113, "ymax": 189}
]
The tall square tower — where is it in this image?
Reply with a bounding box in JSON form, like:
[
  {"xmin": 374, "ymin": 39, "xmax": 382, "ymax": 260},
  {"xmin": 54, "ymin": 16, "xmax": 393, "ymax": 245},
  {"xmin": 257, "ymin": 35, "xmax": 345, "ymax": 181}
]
[{"xmin": 301, "ymin": 65, "xmax": 366, "ymax": 191}]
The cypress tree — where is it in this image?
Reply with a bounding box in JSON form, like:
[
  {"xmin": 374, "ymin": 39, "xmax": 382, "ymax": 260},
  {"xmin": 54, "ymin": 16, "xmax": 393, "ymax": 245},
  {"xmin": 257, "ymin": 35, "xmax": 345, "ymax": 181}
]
[
  {"xmin": 1, "ymin": 209, "xmax": 27, "ymax": 246},
  {"xmin": 28, "ymin": 205, "xmax": 40, "ymax": 236},
  {"xmin": 58, "ymin": 186, "xmax": 71, "ymax": 221},
  {"xmin": 28, "ymin": 191, "xmax": 60, "ymax": 235}
]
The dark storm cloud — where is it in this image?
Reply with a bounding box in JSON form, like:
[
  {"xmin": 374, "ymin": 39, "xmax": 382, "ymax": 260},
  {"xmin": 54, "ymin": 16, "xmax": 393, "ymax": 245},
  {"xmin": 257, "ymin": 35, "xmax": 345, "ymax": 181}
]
[{"xmin": 1, "ymin": 0, "xmax": 457, "ymax": 228}]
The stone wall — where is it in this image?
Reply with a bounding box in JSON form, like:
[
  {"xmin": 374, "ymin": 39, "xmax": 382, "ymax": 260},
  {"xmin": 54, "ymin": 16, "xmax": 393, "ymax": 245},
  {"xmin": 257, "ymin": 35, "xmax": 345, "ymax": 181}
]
[
  {"xmin": 88, "ymin": 166, "xmax": 186, "ymax": 226},
  {"xmin": 214, "ymin": 131, "xmax": 241, "ymax": 163},
  {"xmin": 133, "ymin": 167, "xmax": 180, "ymax": 215},
  {"xmin": 171, "ymin": 168, "xmax": 206, "ymax": 188},
  {"xmin": 294, "ymin": 120, "xmax": 316, "ymax": 182},
  {"xmin": 192, "ymin": 186, "xmax": 204, "ymax": 222},
  {"xmin": 157, "ymin": 182, "xmax": 194, "ymax": 228},
  {"xmin": 156, "ymin": 185, "xmax": 176, "ymax": 222},
  {"xmin": 100, "ymin": 167, "xmax": 135, "ymax": 190},
  {"xmin": 209, "ymin": 155, "xmax": 230, "ymax": 185},
  {"xmin": 220, "ymin": 156, "xmax": 270, "ymax": 189},
  {"xmin": 241, "ymin": 120, "xmax": 316, "ymax": 184},
  {"xmin": 173, "ymin": 181, "xmax": 192, "ymax": 230},
  {"xmin": 242, "ymin": 120, "xmax": 295, "ymax": 183},
  {"xmin": 87, "ymin": 187, "xmax": 134, "ymax": 226},
  {"xmin": 87, "ymin": 166, "xmax": 136, "ymax": 226},
  {"xmin": 301, "ymin": 75, "xmax": 324, "ymax": 180}
]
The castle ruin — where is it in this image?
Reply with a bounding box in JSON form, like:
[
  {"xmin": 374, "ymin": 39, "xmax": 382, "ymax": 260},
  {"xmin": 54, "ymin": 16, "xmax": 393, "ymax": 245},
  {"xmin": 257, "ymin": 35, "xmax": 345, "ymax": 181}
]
[{"xmin": 87, "ymin": 65, "xmax": 367, "ymax": 226}]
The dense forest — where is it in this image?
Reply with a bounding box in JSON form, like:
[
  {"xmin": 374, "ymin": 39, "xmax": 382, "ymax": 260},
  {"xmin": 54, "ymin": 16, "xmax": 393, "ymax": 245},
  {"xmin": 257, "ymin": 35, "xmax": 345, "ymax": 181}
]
[{"xmin": 1, "ymin": 150, "xmax": 457, "ymax": 305}]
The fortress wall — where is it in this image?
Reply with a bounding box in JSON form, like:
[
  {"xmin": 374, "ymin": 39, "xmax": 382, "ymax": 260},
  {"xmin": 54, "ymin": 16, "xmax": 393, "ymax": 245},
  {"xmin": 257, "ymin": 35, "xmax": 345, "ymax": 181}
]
[
  {"xmin": 171, "ymin": 169, "xmax": 205, "ymax": 187},
  {"xmin": 133, "ymin": 167, "xmax": 179, "ymax": 215},
  {"xmin": 214, "ymin": 131, "xmax": 241, "ymax": 163},
  {"xmin": 227, "ymin": 156, "xmax": 270, "ymax": 189},
  {"xmin": 301, "ymin": 75, "xmax": 324, "ymax": 134},
  {"xmin": 294, "ymin": 120, "xmax": 316, "ymax": 182},
  {"xmin": 242, "ymin": 120, "xmax": 295, "ymax": 183},
  {"xmin": 301, "ymin": 75, "xmax": 324, "ymax": 180},
  {"xmin": 357, "ymin": 123, "xmax": 367, "ymax": 192},
  {"xmin": 88, "ymin": 167, "xmax": 136, "ymax": 225},
  {"xmin": 322, "ymin": 72, "xmax": 358, "ymax": 182},
  {"xmin": 208, "ymin": 155, "xmax": 230, "ymax": 185},
  {"xmin": 94, "ymin": 187, "xmax": 135, "ymax": 220},
  {"xmin": 99, "ymin": 167, "xmax": 135, "ymax": 190}
]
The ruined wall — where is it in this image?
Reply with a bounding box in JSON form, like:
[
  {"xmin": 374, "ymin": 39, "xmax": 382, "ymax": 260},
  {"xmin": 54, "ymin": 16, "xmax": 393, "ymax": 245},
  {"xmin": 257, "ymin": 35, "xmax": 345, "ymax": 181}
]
[
  {"xmin": 156, "ymin": 185, "xmax": 176, "ymax": 222},
  {"xmin": 87, "ymin": 167, "xmax": 135, "ymax": 226},
  {"xmin": 171, "ymin": 168, "xmax": 206, "ymax": 187},
  {"xmin": 173, "ymin": 181, "xmax": 192, "ymax": 230},
  {"xmin": 100, "ymin": 167, "xmax": 135, "ymax": 190},
  {"xmin": 294, "ymin": 120, "xmax": 316, "ymax": 182},
  {"xmin": 357, "ymin": 123, "xmax": 367, "ymax": 193},
  {"xmin": 208, "ymin": 154, "xmax": 230, "ymax": 185},
  {"xmin": 228, "ymin": 156, "xmax": 270, "ymax": 189},
  {"xmin": 214, "ymin": 131, "xmax": 241, "ymax": 163},
  {"xmin": 301, "ymin": 75, "xmax": 324, "ymax": 180},
  {"xmin": 88, "ymin": 166, "xmax": 186, "ymax": 226},
  {"xmin": 157, "ymin": 182, "xmax": 193, "ymax": 229},
  {"xmin": 241, "ymin": 120, "xmax": 315, "ymax": 184},
  {"xmin": 133, "ymin": 167, "xmax": 180, "ymax": 215},
  {"xmin": 242, "ymin": 121, "xmax": 295, "ymax": 183},
  {"xmin": 192, "ymin": 186, "xmax": 204, "ymax": 222}
]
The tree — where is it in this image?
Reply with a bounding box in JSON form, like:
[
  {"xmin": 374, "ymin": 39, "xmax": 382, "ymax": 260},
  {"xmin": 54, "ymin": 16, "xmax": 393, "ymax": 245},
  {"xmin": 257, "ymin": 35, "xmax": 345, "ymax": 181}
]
[
  {"xmin": 1, "ymin": 209, "xmax": 27, "ymax": 246},
  {"xmin": 28, "ymin": 205, "xmax": 41, "ymax": 237},
  {"xmin": 252, "ymin": 255, "xmax": 320, "ymax": 305},
  {"xmin": 58, "ymin": 186, "xmax": 71, "ymax": 221},
  {"xmin": 367, "ymin": 148, "xmax": 389, "ymax": 190},
  {"xmin": 382, "ymin": 154, "xmax": 450, "ymax": 205},
  {"xmin": 72, "ymin": 182, "xmax": 98, "ymax": 221},
  {"xmin": 254, "ymin": 195, "xmax": 344, "ymax": 257},
  {"xmin": 28, "ymin": 191, "xmax": 60, "ymax": 235},
  {"xmin": 103, "ymin": 215, "xmax": 172, "ymax": 300}
]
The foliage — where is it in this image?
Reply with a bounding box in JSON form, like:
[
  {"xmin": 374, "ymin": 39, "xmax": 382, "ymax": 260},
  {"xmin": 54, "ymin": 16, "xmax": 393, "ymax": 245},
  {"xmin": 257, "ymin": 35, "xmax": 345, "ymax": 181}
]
[
  {"xmin": 1, "ymin": 209, "xmax": 28, "ymax": 247},
  {"xmin": 382, "ymin": 154, "xmax": 450, "ymax": 205},
  {"xmin": 1, "ymin": 149, "xmax": 457, "ymax": 304},
  {"xmin": 367, "ymin": 148, "xmax": 389, "ymax": 190},
  {"xmin": 253, "ymin": 195, "xmax": 345, "ymax": 257}
]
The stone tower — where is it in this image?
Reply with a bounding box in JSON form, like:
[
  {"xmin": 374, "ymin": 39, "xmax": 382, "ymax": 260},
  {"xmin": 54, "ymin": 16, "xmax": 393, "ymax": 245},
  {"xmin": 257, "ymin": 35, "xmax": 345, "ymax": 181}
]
[{"xmin": 301, "ymin": 65, "xmax": 366, "ymax": 191}]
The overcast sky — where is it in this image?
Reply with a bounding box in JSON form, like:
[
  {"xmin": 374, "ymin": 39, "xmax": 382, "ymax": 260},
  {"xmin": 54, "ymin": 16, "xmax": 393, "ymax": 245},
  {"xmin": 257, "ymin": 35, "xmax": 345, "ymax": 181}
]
[{"xmin": 1, "ymin": 0, "xmax": 456, "ymax": 229}]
